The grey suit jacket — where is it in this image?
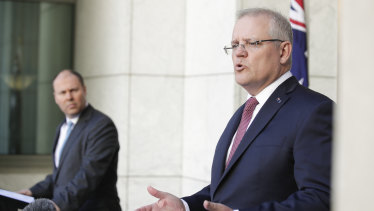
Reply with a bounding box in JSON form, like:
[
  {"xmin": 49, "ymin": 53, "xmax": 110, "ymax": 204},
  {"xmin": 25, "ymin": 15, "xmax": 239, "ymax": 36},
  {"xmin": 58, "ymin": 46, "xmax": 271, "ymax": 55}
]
[{"xmin": 31, "ymin": 105, "xmax": 121, "ymax": 211}]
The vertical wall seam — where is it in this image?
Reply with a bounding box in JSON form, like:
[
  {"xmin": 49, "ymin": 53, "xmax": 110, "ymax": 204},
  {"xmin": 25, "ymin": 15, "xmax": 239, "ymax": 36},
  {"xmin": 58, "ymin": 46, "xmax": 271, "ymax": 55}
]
[{"xmin": 125, "ymin": 0, "xmax": 134, "ymax": 210}]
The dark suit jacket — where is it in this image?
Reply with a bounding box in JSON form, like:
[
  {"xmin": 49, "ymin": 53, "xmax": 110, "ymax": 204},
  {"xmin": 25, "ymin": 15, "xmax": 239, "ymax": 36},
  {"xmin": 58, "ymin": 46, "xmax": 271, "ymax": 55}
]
[
  {"xmin": 183, "ymin": 77, "xmax": 333, "ymax": 211},
  {"xmin": 30, "ymin": 105, "xmax": 121, "ymax": 211}
]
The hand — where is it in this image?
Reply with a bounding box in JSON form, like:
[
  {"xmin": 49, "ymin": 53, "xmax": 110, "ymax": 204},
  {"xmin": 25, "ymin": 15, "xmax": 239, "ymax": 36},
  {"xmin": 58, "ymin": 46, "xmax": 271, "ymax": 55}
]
[
  {"xmin": 203, "ymin": 200, "xmax": 233, "ymax": 211},
  {"xmin": 135, "ymin": 186, "xmax": 185, "ymax": 211},
  {"xmin": 17, "ymin": 189, "xmax": 32, "ymax": 196}
]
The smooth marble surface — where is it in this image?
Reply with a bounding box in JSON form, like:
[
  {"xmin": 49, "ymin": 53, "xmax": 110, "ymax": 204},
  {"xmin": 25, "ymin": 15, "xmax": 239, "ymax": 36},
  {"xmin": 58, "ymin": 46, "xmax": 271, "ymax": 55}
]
[
  {"xmin": 132, "ymin": 0, "xmax": 185, "ymax": 75},
  {"xmin": 181, "ymin": 176, "xmax": 210, "ymax": 196},
  {"xmin": 307, "ymin": 0, "xmax": 338, "ymax": 77},
  {"xmin": 183, "ymin": 75, "xmax": 235, "ymax": 180},
  {"xmin": 75, "ymin": 0, "xmax": 131, "ymax": 76},
  {"xmin": 129, "ymin": 76, "xmax": 184, "ymax": 175},
  {"xmin": 333, "ymin": 1, "xmax": 374, "ymax": 211},
  {"xmin": 185, "ymin": 0, "xmax": 235, "ymax": 76}
]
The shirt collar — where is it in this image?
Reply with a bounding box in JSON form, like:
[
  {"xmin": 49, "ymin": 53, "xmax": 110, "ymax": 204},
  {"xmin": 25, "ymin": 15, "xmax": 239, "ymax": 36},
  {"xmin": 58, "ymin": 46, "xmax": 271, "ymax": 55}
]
[
  {"xmin": 249, "ymin": 71, "xmax": 292, "ymax": 105},
  {"xmin": 66, "ymin": 115, "xmax": 79, "ymax": 125}
]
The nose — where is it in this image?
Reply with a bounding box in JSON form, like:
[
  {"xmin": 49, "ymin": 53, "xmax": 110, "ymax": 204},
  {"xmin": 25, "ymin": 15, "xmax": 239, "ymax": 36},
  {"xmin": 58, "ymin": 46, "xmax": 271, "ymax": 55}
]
[
  {"xmin": 234, "ymin": 44, "xmax": 248, "ymax": 57},
  {"xmin": 66, "ymin": 91, "xmax": 73, "ymax": 100}
]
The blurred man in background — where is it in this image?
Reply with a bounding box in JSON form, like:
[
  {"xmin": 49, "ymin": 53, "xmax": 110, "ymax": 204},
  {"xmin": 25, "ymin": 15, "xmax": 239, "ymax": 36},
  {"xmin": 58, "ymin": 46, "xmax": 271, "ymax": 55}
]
[{"xmin": 19, "ymin": 69, "xmax": 121, "ymax": 211}]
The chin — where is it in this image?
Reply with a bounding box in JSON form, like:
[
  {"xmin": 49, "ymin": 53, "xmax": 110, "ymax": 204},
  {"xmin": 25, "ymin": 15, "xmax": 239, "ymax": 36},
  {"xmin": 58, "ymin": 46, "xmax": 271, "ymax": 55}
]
[
  {"xmin": 66, "ymin": 110, "xmax": 79, "ymax": 116},
  {"xmin": 235, "ymin": 77, "xmax": 250, "ymax": 87}
]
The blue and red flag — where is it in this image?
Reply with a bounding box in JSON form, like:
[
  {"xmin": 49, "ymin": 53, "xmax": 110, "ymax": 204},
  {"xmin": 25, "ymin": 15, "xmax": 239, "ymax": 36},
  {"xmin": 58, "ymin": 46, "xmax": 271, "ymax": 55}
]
[{"xmin": 289, "ymin": 0, "xmax": 308, "ymax": 87}]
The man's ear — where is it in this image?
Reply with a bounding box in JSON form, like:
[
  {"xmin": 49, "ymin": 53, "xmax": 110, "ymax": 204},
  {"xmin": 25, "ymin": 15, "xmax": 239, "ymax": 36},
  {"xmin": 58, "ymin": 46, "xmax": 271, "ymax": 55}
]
[
  {"xmin": 279, "ymin": 41, "xmax": 292, "ymax": 65},
  {"xmin": 83, "ymin": 85, "xmax": 87, "ymax": 97}
]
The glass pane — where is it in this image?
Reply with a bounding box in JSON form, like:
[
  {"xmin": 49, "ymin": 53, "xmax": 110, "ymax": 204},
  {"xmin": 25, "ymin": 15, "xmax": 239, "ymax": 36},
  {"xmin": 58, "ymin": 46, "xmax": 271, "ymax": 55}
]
[{"xmin": 0, "ymin": 1, "xmax": 74, "ymax": 154}]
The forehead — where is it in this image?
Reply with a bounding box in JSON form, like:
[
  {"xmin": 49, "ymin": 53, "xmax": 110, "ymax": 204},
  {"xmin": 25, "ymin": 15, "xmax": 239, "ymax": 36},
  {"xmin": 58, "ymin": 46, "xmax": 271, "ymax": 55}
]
[
  {"xmin": 232, "ymin": 15, "xmax": 270, "ymax": 40},
  {"xmin": 53, "ymin": 72, "xmax": 82, "ymax": 90}
]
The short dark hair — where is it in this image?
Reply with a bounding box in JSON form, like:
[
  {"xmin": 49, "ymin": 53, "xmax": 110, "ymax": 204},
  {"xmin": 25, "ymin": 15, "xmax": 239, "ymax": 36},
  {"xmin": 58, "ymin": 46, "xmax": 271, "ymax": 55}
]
[
  {"xmin": 53, "ymin": 69, "xmax": 85, "ymax": 86},
  {"xmin": 23, "ymin": 198, "xmax": 57, "ymax": 211}
]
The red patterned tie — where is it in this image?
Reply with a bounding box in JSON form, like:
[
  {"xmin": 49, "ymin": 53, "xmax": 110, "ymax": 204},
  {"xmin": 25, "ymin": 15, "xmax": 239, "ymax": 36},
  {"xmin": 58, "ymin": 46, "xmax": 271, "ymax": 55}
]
[{"xmin": 226, "ymin": 97, "xmax": 259, "ymax": 167}]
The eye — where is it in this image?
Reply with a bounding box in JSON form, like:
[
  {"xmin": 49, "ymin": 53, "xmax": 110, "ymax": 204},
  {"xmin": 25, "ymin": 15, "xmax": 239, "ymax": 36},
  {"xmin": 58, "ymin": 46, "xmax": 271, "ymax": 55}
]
[
  {"xmin": 249, "ymin": 41, "xmax": 260, "ymax": 46},
  {"xmin": 231, "ymin": 43, "xmax": 239, "ymax": 49}
]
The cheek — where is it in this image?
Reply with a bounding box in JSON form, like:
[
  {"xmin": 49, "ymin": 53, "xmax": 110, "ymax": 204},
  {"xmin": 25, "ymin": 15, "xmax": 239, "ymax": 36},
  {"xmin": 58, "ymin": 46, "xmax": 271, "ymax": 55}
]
[
  {"xmin": 255, "ymin": 52, "xmax": 278, "ymax": 69},
  {"xmin": 78, "ymin": 93, "xmax": 86, "ymax": 101},
  {"xmin": 54, "ymin": 96, "xmax": 62, "ymax": 105}
]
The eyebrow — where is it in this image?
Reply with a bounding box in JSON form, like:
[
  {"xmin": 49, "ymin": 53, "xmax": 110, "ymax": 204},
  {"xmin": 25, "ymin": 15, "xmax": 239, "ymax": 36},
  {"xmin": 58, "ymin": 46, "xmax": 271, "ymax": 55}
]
[{"xmin": 231, "ymin": 38, "xmax": 257, "ymax": 44}]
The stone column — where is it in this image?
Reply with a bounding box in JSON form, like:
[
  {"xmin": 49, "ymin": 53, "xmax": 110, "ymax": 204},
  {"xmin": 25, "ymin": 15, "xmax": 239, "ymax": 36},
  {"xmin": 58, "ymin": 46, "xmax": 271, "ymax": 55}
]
[
  {"xmin": 332, "ymin": 1, "xmax": 374, "ymax": 210},
  {"xmin": 182, "ymin": 0, "xmax": 236, "ymax": 195}
]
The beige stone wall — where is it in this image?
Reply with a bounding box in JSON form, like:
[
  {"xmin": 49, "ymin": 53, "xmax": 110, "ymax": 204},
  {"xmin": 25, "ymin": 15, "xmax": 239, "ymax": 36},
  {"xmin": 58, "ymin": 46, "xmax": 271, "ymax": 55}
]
[{"xmin": 333, "ymin": 0, "xmax": 374, "ymax": 210}]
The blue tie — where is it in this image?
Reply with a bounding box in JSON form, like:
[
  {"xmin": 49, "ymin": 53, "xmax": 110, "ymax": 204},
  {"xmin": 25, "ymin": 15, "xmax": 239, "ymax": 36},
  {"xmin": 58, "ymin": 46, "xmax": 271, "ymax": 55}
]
[{"xmin": 62, "ymin": 121, "xmax": 74, "ymax": 150}]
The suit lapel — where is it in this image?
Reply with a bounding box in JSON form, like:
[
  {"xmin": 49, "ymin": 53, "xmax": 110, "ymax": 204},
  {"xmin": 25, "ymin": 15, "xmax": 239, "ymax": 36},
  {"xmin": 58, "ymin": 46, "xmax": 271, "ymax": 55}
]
[
  {"xmin": 52, "ymin": 122, "xmax": 64, "ymax": 181},
  {"xmin": 210, "ymin": 105, "xmax": 244, "ymax": 195},
  {"xmin": 211, "ymin": 77, "xmax": 299, "ymax": 197},
  {"xmin": 52, "ymin": 122, "xmax": 64, "ymax": 156}
]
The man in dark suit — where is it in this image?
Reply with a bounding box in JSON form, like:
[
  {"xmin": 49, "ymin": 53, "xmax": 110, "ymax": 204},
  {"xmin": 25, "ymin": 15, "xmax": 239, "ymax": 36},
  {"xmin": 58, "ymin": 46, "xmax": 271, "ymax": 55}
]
[
  {"xmin": 19, "ymin": 70, "xmax": 121, "ymax": 211},
  {"xmin": 135, "ymin": 8, "xmax": 333, "ymax": 211}
]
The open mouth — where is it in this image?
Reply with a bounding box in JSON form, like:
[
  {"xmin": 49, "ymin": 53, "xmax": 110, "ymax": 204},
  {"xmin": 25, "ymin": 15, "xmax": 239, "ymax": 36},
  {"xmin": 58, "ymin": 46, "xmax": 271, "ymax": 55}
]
[{"xmin": 235, "ymin": 63, "xmax": 245, "ymax": 71}]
